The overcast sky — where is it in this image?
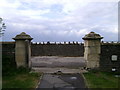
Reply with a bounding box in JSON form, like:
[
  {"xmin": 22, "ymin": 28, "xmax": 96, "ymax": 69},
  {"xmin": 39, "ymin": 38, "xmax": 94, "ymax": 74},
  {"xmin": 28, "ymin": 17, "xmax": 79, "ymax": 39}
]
[{"xmin": 0, "ymin": 0, "xmax": 119, "ymax": 42}]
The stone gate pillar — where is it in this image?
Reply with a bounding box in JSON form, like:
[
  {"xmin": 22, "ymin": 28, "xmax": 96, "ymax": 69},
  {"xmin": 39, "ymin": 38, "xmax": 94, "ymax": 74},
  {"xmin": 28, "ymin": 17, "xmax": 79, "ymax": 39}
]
[
  {"xmin": 13, "ymin": 32, "xmax": 33, "ymax": 68},
  {"xmin": 82, "ymin": 32, "xmax": 103, "ymax": 69}
]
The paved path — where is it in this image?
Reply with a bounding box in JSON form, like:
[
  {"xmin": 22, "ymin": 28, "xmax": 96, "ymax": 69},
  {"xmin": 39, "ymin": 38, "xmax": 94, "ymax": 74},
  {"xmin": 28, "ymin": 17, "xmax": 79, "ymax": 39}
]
[{"xmin": 36, "ymin": 73, "xmax": 87, "ymax": 90}]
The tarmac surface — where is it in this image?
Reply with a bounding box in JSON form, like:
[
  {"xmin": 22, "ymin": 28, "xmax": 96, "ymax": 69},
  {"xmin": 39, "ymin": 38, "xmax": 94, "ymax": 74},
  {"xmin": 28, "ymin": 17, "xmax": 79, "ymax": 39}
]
[{"xmin": 36, "ymin": 73, "xmax": 87, "ymax": 90}]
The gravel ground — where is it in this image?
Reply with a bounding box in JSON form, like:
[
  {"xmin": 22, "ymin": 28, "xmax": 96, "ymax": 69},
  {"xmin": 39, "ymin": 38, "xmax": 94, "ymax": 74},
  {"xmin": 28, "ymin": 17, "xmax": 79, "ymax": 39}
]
[{"xmin": 31, "ymin": 56, "xmax": 86, "ymax": 68}]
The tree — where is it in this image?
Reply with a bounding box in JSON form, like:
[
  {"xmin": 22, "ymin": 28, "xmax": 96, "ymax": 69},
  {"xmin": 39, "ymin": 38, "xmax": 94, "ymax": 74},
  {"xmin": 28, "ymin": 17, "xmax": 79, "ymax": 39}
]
[{"xmin": 0, "ymin": 17, "xmax": 6, "ymax": 37}]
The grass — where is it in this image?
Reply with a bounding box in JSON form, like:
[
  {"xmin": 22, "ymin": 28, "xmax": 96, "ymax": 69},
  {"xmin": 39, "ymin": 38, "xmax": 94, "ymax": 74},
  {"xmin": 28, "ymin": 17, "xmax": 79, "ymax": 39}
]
[
  {"xmin": 83, "ymin": 71, "xmax": 120, "ymax": 88},
  {"xmin": 2, "ymin": 67, "xmax": 42, "ymax": 89},
  {"xmin": 2, "ymin": 54, "xmax": 43, "ymax": 89}
]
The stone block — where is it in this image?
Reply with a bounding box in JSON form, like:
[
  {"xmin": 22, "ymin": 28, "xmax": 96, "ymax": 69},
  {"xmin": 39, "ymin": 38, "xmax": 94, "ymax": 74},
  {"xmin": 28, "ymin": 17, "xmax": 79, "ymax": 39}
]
[{"xmin": 86, "ymin": 60, "xmax": 99, "ymax": 68}]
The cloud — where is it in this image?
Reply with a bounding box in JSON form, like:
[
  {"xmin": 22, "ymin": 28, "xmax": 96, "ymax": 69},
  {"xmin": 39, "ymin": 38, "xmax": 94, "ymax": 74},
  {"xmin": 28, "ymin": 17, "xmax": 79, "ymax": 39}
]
[{"xmin": 0, "ymin": 0, "xmax": 119, "ymax": 41}]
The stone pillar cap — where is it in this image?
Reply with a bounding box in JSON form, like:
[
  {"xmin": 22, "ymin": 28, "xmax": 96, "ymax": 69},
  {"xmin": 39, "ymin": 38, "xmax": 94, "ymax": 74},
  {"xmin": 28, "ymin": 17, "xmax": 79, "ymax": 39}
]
[
  {"xmin": 82, "ymin": 31, "xmax": 103, "ymax": 40},
  {"xmin": 13, "ymin": 32, "xmax": 33, "ymax": 40}
]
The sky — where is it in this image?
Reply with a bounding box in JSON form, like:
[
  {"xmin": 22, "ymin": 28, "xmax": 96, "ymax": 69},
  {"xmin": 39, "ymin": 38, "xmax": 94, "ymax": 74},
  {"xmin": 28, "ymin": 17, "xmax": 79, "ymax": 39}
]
[{"xmin": 0, "ymin": 0, "xmax": 119, "ymax": 42}]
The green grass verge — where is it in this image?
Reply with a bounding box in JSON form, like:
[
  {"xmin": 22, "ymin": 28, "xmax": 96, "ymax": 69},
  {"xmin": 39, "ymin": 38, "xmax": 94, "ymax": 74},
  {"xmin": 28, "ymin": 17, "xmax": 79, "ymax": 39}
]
[
  {"xmin": 83, "ymin": 71, "xmax": 120, "ymax": 88},
  {"xmin": 2, "ymin": 67, "xmax": 42, "ymax": 89}
]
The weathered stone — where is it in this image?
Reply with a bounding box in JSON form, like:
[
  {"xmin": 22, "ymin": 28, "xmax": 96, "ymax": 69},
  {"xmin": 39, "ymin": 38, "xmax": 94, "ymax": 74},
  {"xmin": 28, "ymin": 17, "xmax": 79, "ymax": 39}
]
[
  {"xmin": 82, "ymin": 31, "xmax": 103, "ymax": 40},
  {"xmin": 13, "ymin": 32, "xmax": 33, "ymax": 40},
  {"xmin": 31, "ymin": 44, "xmax": 84, "ymax": 57},
  {"xmin": 83, "ymin": 32, "xmax": 103, "ymax": 69},
  {"xmin": 100, "ymin": 43, "xmax": 120, "ymax": 72},
  {"xmin": 13, "ymin": 32, "xmax": 33, "ymax": 68}
]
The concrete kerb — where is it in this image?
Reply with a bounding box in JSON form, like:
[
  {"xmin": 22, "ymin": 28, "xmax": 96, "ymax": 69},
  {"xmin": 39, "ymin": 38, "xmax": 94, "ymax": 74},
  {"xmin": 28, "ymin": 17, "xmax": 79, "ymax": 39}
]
[
  {"xmin": 29, "ymin": 71, "xmax": 44, "ymax": 89},
  {"xmin": 31, "ymin": 67, "xmax": 88, "ymax": 74},
  {"xmin": 35, "ymin": 73, "xmax": 44, "ymax": 89},
  {"xmin": 81, "ymin": 73, "xmax": 89, "ymax": 88}
]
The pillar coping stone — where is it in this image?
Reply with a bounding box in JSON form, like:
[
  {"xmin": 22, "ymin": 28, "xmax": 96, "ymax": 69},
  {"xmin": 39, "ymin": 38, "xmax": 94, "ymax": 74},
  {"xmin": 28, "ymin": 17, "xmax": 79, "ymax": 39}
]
[
  {"xmin": 13, "ymin": 32, "xmax": 33, "ymax": 40},
  {"xmin": 82, "ymin": 31, "xmax": 103, "ymax": 40}
]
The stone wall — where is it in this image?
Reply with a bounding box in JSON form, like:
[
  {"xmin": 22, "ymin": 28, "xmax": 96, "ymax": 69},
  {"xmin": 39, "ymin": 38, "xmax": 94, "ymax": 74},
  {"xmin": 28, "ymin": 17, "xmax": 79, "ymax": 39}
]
[
  {"xmin": 100, "ymin": 42, "xmax": 120, "ymax": 72},
  {"xmin": 1, "ymin": 42, "xmax": 84, "ymax": 57},
  {"xmin": 2, "ymin": 41, "xmax": 120, "ymax": 72},
  {"xmin": 31, "ymin": 42, "xmax": 84, "ymax": 57},
  {"xmin": 2, "ymin": 42, "xmax": 16, "ymax": 71},
  {"xmin": 2, "ymin": 42, "xmax": 15, "ymax": 55}
]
